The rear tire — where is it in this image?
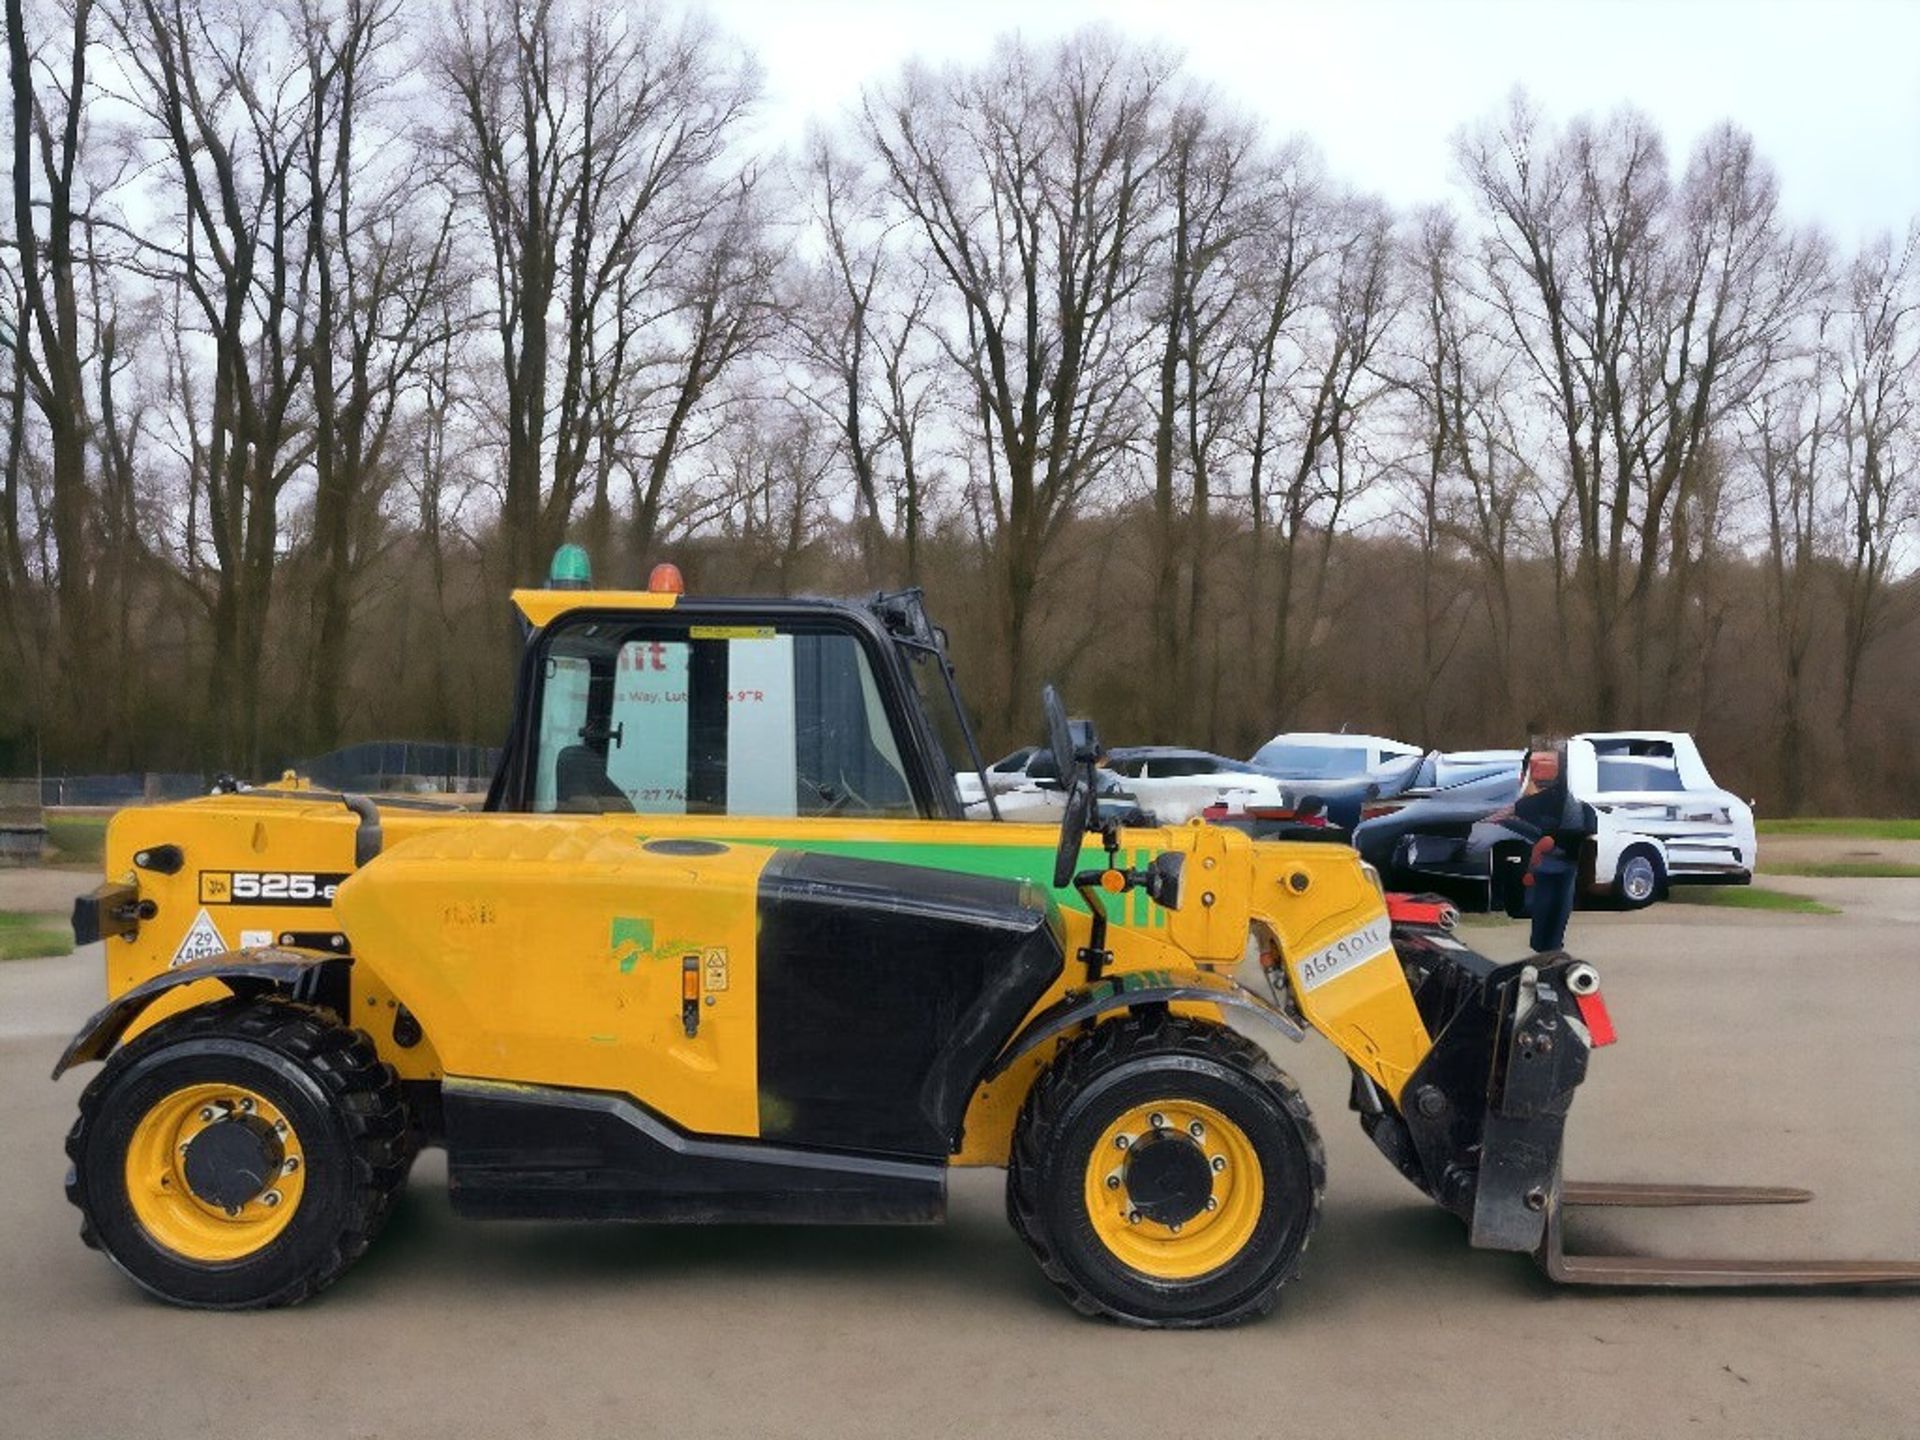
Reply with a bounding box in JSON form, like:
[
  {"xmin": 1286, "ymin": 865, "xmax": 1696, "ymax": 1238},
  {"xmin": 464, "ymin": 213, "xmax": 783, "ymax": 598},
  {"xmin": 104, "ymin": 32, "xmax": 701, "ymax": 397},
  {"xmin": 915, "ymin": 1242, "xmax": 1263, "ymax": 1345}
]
[
  {"xmin": 1007, "ymin": 1012, "xmax": 1323, "ymax": 1328},
  {"xmin": 66, "ymin": 996, "xmax": 409, "ymax": 1309},
  {"xmin": 1615, "ymin": 847, "xmax": 1664, "ymax": 910}
]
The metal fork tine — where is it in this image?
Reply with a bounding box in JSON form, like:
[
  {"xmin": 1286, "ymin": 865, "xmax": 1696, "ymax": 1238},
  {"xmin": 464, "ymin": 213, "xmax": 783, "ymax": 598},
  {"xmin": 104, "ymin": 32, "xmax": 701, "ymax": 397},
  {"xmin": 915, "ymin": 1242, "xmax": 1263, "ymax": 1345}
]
[
  {"xmin": 1561, "ymin": 1180, "xmax": 1814, "ymax": 1208},
  {"xmin": 1545, "ymin": 1251, "xmax": 1920, "ymax": 1287},
  {"xmin": 1538, "ymin": 1188, "xmax": 1920, "ymax": 1288}
]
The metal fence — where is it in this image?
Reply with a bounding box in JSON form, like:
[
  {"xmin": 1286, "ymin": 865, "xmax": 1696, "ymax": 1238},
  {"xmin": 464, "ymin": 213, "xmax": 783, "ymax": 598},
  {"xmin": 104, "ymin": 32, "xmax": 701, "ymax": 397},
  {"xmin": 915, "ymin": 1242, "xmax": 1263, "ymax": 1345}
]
[
  {"xmin": 298, "ymin": 741, "xmax": 500, "ymax": 795},
  {"xmin": 30, "ymin": 773, "xmax": 207, "ymax": 808},
  {"xmin": 12, "ymin": 742, "xmax": 500, "ymax": 809}
]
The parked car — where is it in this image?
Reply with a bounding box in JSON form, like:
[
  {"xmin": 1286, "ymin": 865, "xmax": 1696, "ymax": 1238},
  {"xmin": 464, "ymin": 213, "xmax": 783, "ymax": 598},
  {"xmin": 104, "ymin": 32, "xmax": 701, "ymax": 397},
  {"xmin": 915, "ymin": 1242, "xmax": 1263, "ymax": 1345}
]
[
  {"xmin": 955, "ymin": 745, "xmax": 1041, "ymax": 806},
  {"xmin": 1571, "ymin": 731, "xmax": 1757, "ymax": 902},
  {"xmin": 1353, "ymin": 733, "xmax": 1754, "ymax": 910},
  {"xmin": 1217, "ymin": 748, "xmax": 1516, "ymax": 833},
  {"xmin": 1248, "ymin": 731, "xmax": 1421, "ymax": 779},
  {"xmin": 1350, "ymin": 769, "xmax": 1526, "ymax": 906},
  {"xmin": 977, "ymin": 764, "xmax": 1149, "ymax": 826},
  {"xmin": 1354, "ymin": 749, "xmax": 1525, "ymax": 821},
  {"xmin": 1101, "ymin": 747, "xmax": 1301, "ymax": 826},
  {"xmin": 989, "ymin": 746, "xmax": 1291, "ymax": 826}
]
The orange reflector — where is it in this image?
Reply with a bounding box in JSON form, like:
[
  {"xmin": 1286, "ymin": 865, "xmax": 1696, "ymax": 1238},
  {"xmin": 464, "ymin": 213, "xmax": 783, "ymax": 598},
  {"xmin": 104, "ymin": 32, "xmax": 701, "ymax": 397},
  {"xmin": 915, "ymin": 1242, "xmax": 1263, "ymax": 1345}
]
[
  {"xmin": 681, "ymin": 956, "xmax": 700, "ymax": 1001},
  {"xmin": 1575, "ymin": 990, "xmax": 1618, "ymax": 1047},
  {"xmin": 649, "ymin": 562, "xmax": 686, "ymax": 594},
  {"xmin": 1099, "ymin": 869, "xmax": 1127, "ymax": 893}
]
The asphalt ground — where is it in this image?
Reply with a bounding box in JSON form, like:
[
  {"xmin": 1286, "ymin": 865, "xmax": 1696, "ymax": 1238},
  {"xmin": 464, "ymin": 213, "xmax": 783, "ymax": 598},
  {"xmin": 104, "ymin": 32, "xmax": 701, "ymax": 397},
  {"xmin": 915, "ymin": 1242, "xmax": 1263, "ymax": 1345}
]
[{"xmin": 1, "ymin": 853, "xmax": 1916, "ymax": 1440}]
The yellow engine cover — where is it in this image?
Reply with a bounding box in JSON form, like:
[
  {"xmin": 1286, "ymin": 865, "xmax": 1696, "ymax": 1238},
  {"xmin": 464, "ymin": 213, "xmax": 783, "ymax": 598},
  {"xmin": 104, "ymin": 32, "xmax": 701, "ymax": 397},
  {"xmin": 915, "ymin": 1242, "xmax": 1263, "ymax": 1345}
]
[{"xmin": 332, "ymin": 823, "xmax": 773, "ymax": 1137}]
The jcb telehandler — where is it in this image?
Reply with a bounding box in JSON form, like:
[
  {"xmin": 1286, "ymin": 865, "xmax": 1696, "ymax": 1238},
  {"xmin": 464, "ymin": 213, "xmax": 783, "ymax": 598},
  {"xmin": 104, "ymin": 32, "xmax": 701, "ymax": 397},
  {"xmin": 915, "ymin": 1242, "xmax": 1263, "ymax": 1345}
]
[{"xmin": 55, "ymin": 566, "xmax": 1920, "ymax": 1325}]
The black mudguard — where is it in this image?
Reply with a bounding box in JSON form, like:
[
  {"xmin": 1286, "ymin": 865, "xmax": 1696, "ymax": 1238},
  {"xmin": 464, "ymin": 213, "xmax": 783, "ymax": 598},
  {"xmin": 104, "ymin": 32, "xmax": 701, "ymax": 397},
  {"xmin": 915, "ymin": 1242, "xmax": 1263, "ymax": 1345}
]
[
  {"xmin": 981, "ymin": 966, "xmax": 1306, "ymax": 1083},
  {"xmin": 50, "ymin": 949, "xmax": 352, "ymax": 1079}
]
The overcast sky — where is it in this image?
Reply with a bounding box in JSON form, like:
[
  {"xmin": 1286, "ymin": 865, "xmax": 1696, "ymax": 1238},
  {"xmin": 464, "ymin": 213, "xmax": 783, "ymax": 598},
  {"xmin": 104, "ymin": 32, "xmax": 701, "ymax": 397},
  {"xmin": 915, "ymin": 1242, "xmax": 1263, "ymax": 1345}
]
[{"xmin": 703, "ymin": 0, "xmax": 1920, "ymax": 244}]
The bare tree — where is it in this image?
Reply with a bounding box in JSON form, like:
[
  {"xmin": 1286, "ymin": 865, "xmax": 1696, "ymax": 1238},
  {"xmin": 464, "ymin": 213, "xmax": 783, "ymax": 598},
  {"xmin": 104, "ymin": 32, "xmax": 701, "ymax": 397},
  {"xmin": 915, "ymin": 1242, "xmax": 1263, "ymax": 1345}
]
[
  {"xmin": 6, "ymin": 0, "xmax": 98, "ymax": 748},
  {"xmin": 1248, "ymin": 188, "xmax": 1398, "ymax": 725},
  {"xmin": 1458, "ymin": 100, "xmax": 1823, "ymax": 723},
  {"xmin": 1834, "ymin": 224, "xmax": 1920, "ymax": 743},
  {"xmin": 625, "ymin": 176, "xmax": 780, "ymax": 563},
  {"xmin": 440, "ymin": 0, "xmax": 759, "ymax": 585},
  {"xmin": 863, "ymin": 31, "xmax": 1172, "ymax": 728},
  {"xmin": 1745, "ymin": 320, "xmax": 1837, "ymax": 810},
  {"xmin": 1144, "ymin": 94, "xmax": 1261, "ymax": 733},
  {"xmin": 785, "ymin": 132, "xmax": 889, "ymax": 569},
  {"xmin": 298, "ymin": 0, "xmax": 458, "ymax": 749},
  {"xmin": 113, "ymin": 0, "xmax": 332, "ymax": 768}
]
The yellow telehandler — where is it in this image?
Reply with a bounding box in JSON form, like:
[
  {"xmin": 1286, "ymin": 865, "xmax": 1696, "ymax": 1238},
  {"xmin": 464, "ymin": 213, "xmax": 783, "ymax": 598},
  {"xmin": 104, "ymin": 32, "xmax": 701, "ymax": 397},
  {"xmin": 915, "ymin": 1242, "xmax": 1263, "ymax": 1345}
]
[{"xmin": 54, "ymin": 562, "xmax": 1920, "ymax": 1323}]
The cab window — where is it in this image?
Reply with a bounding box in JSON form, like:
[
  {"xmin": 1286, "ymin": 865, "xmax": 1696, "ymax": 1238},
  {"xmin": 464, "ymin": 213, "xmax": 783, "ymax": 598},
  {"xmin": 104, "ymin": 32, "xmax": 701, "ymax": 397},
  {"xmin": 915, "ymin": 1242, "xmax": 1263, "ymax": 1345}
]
[{"xmin": 528, "ymin": 620, "xmax": 916, "ymax": 817}]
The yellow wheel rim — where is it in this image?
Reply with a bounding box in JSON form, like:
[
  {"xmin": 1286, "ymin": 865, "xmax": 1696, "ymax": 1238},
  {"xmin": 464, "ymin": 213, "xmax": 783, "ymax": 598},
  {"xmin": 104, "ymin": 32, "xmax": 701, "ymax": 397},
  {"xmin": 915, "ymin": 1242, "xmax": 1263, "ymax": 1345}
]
[
  {"xmin": 124, "ymin": 1083, "xmax": 306, "ymax": 1262},
  {"xmin": 1082, "ymin": 1099, "xmax": 1264, "ymax": 1281}
]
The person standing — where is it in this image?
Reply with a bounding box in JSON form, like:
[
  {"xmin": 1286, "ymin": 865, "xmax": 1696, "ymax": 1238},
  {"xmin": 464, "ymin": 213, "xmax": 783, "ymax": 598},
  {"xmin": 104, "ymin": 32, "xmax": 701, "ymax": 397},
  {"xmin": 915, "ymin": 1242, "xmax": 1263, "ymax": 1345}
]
[{"xmin": 1492, "ymin": 741, "xmax": 1595, "ymax": 953}]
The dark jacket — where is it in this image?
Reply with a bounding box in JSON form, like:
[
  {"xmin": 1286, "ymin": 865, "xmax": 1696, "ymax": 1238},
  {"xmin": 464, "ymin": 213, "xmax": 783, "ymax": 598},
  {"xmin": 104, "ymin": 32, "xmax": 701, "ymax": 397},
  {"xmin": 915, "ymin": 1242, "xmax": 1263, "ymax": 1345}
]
[{"xmin": 1507, "ymin": 778, "xmax": 1595, "ymax": 858}]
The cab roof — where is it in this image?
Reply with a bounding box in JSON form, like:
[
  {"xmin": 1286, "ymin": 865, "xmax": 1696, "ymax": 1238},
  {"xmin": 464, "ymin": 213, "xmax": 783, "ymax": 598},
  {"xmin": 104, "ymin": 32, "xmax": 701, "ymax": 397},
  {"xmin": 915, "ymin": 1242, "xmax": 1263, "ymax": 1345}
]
[{"xmin": 509, "ymin": 588, "xmax": 679, "ymax": 628}]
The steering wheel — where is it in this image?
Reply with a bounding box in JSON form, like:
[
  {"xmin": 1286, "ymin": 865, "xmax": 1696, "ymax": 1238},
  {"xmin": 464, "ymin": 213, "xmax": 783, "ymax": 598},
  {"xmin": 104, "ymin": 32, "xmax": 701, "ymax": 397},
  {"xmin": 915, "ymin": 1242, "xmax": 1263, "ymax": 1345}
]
[{"xmin": 1043, "ymin": 685, "xmax": 1096, "ymax": 889}]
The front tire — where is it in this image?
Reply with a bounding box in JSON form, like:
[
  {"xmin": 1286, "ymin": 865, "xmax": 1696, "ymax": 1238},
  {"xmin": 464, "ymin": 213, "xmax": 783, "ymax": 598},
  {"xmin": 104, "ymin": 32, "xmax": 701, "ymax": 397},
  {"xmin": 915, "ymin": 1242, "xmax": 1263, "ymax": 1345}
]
[
  {"xmin": 65, "ymin": 996, "xmax": 409, "ymax": 1309},
  {"xmin": 1007, "ymin": 1012, "xmax": 1323, "ymax": 1327}
]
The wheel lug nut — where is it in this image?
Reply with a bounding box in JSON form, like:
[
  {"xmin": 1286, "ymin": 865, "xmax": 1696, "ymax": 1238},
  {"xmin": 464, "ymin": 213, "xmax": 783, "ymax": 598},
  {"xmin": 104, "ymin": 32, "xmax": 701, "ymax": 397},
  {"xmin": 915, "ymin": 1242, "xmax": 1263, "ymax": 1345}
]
[
  {"xmin": 1205, "ymin": 1196, "xmax": 1218, "ymax": 1211},
  {"xmin": 1188, "ymin": 1121, "xmax": 1205, "ymax": 1139},
  {"xmin": 1149, "ymin": 1112, "xmax": 1166, "ymax": 1129},
  {"xmin": 1114, "ymin": 1134, "xmax": 1131, "ymax": 1150},
  {"xmin": 224, "ymin": 1204, "xmax": 242, "ymax": 1217},
  {"xmin": 1211, "ymin": 1155, "xmax": 1227, "ymax": 1172},
  {"xmin": 274, "ymin": 1120, "xmax": 289, "ymax": 1136},
  {"xmin": 1169, "ymin": 1221, "xmax": 1183, "ymax": 1233},
  {"xmin": 261, "ymin": 1190, "xmax": 282, "ymax": 1208},
  {"xmin": 238, "ymin": 1098, "xmax": 255, "ymax": 1114},
  {"xmin": 1126, "ymin": 1210, "xmax": 1141, "ymax": 1225},
  {"xmin": 199, "ymin": 1107, "xmax": 218, "ymax": 1123},
  {"xmin": 283, "ymin": 1157, "xmax": 300, "ymax": 1174},
  {"xmin": 1105, "ymin": 1173, "xmax": 1121, "ymax": 1190}
]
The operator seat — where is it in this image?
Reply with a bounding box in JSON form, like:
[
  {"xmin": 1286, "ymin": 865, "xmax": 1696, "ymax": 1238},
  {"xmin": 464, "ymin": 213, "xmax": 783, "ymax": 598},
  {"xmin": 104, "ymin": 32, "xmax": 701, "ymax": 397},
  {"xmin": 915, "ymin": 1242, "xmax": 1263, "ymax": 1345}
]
[{"xmin": 555, "ymin": 746, "xmax": 634, "ymax": 813}]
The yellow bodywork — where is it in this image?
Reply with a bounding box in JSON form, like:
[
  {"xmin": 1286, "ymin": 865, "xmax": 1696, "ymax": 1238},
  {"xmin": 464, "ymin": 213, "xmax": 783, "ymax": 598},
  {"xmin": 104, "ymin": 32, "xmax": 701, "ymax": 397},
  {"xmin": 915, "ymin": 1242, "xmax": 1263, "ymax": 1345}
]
[
  {"xmin": 88, "ymin": 579, "xmax": 1432, "ymax": 1171},
  {"xmin": 95, "ymin": 795, "xmax": 1431, "ymax": 1167}
]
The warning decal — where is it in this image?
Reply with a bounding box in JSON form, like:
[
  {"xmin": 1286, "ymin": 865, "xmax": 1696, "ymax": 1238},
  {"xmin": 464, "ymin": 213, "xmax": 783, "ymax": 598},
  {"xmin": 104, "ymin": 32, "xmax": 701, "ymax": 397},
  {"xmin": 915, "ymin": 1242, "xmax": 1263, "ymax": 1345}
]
[{"xmin": 170, "ymin": 908, "xmax": 229, "ymax": 968}]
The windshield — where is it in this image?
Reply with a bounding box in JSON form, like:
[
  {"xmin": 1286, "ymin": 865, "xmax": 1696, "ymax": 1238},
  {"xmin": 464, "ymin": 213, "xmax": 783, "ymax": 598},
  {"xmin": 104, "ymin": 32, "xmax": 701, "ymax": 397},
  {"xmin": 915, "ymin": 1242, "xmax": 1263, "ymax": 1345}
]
[{"xmin": 1252, "ymin": 742, "xmax": 1371, "ymax": 778}]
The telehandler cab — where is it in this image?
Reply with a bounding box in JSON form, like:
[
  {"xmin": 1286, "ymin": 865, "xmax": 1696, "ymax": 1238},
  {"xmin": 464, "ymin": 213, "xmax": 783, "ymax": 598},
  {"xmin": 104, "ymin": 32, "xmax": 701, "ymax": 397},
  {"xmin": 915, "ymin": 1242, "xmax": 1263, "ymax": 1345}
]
[{"xmin": 56, "ymin": 567, "xmax": 1920, "ymax": 1325}]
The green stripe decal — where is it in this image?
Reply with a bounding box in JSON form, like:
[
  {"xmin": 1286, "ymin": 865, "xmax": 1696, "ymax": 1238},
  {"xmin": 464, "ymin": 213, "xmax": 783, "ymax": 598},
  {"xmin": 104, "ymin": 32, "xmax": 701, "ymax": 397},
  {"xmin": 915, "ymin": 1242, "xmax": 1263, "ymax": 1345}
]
[{"xmin": 681, "ymin": 834, "xmax": 1151, "ymax": 922}]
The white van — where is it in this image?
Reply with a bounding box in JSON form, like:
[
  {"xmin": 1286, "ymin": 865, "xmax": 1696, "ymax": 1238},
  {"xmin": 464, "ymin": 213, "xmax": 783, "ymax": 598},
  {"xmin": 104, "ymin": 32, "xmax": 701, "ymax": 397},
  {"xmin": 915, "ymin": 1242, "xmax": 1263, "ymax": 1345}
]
[{"xmin": 1567, "ymin": 732, "xmax": 1757, "ymax": 906}]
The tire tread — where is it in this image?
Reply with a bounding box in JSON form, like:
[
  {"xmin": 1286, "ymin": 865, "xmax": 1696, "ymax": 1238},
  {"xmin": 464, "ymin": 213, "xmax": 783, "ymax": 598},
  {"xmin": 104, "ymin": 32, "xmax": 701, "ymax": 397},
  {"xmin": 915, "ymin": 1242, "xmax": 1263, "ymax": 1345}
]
[
  {"xmin": 64, "ymin": 995, "xmax": 409, "ymax": 1308},
  {"xmin": 1006, "ymin": 1010, "xmax": 1324, "ymax": 1327}
]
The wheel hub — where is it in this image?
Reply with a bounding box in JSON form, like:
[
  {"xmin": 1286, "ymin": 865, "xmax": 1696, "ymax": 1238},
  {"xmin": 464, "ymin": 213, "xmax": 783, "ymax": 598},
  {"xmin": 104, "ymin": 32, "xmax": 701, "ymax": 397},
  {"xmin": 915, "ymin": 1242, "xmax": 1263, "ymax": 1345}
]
[
  {"xmin": 1083, "ymin": 1098, "xmax": 1266, "ymax": 1280},
  {"xmin": 1122, "ymin": 1132, "xmax": 1214, "ymax": 1227},
  {"xmin": 181, "ymin": 1115, "xmax": 286, "ymax": 1211},
  {"xmin": 123, "ymin": 1082, "xmax": 307, "ymax": 1261}
]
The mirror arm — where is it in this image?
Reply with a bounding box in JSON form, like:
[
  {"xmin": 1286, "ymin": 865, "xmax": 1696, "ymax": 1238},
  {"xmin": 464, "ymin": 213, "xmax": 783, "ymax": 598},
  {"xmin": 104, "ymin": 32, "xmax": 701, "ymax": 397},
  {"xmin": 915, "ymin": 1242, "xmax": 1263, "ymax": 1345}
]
[{"xmin": 1074, "ymin": 876, "xmax": 1112, "ymax": 982}]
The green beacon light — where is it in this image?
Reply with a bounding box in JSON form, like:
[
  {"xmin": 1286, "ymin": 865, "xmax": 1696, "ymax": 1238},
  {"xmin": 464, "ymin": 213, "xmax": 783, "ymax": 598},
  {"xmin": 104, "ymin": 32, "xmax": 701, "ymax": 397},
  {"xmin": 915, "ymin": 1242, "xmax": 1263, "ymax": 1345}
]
[{"xmin": 548, "ymin": 544, "xmax": 592, "ymax": 590}]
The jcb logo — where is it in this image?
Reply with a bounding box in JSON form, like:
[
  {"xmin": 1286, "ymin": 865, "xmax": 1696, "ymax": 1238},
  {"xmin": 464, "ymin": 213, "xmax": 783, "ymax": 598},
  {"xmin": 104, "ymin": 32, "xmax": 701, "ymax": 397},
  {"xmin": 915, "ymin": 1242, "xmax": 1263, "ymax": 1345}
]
[{"xmin": 199, "ymin": 871, "xmax": 346, "ymax": 907}]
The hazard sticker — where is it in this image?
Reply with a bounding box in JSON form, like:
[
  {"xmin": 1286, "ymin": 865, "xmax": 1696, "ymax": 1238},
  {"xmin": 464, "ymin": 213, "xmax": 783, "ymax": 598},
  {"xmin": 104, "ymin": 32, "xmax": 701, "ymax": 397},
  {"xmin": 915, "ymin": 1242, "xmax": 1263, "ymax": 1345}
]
[
  {"xmin": 702, "ymin": 947, "xmax": 729, "ymax": 992},
  {"xmin": 170, "ymin": 908, "xmax": 229, "ymax": 968}
]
